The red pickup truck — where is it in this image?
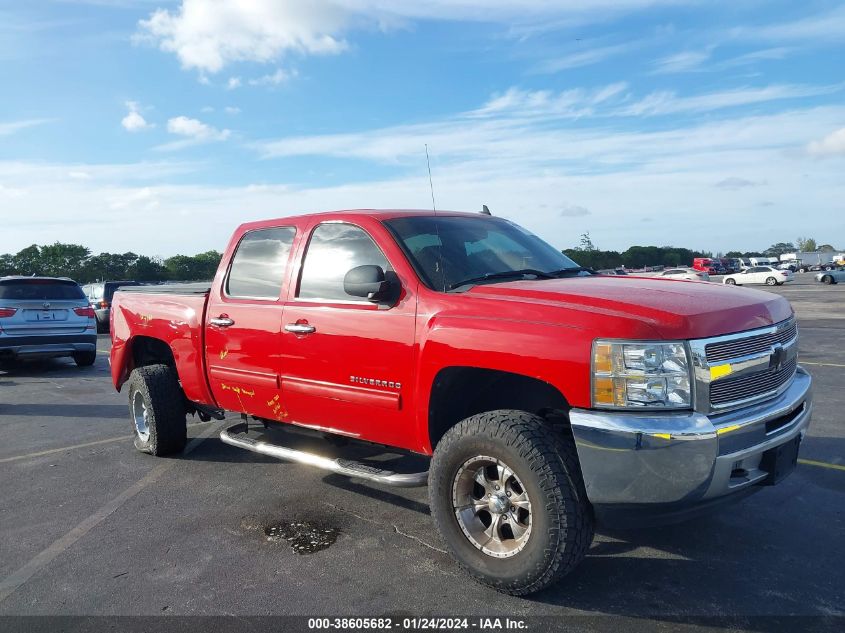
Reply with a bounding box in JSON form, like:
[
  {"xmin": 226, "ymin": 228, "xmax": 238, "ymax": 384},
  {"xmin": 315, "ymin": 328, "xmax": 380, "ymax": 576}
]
[{"xmin": 110, "ymin": 209, "xmax": 812, "ymax": 595}]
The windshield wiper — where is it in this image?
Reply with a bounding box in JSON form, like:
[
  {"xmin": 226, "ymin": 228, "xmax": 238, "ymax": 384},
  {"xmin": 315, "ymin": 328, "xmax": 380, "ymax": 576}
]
[
  {"xmin": 447, "ymin": 269, "xmax": 558, "ymax": 291},
  {"xmin": 547, "ymin": 266, "xmax": 596, "ymax": 276}
]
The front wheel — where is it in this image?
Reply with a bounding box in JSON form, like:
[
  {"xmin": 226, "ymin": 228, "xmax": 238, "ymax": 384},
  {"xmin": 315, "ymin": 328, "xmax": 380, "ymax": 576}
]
[
  {"xmin": 127, "ymin": 364, "xmax": 187, "ymax": 456},
  {"xmin": 725, "ymin": 278, "xmax": 736, "ymax": 285},
  {"xmin": 822, "ymin": 275, "xmax": 834, "ymax": 285},
  {"xmin": 429, "ymin": 410, "xmax": 593, "ymax": 596},
  {"xmin": 765, "ymin": 277, "xmax": 777, "ymax": 286}
]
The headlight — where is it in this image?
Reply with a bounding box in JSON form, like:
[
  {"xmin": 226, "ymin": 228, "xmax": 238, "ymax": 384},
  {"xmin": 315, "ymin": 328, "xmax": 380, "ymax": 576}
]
[{"xmin": 592, "ymin": 340, "xmax": 692, "ymax": 409}]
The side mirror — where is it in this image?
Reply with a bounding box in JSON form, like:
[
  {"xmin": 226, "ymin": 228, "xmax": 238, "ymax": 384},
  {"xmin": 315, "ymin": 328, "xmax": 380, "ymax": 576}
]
[{"xmin": 344, "ymin": 265, "xmax": 394, "ymax": 302}]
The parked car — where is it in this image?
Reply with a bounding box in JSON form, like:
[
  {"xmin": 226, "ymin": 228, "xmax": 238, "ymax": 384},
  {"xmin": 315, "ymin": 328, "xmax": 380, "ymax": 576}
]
[
  {"xmin": 0, "ymin": 276, "xmax": 97, "ymax": 365},
  {"xmin": 723, "ymin": 266, "xmax": 794, "ymax": 286},
  {"xmin": 815, "ymin": 269, "xmax": 845, "ymax": 285},
  {"xmin": 597, "ymin": 268, "xmax": 627, "ymax": 276},
  {"xmin": 692, "ymin": 257, "xmax": 719, "ymax": 274},
  {"xmin": 81, "ymin": 280, "xmax": 141, "ymax": 332},
  {"xmin": 658, "ymin": 267, "xmax": 710, "ymax": 281},
  {"xmin": 110, "ymin": 210, "xmax": 811, "ymax": 596}
]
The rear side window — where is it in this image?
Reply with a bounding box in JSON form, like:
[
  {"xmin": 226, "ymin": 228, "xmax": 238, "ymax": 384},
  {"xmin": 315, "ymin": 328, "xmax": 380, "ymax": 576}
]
[
  {"xmin": 226, "ymin": 227, "xmax": 296, "ymax": 299},
  {"xmin": 104, "ymin": 281, "xmax": 140, "ymax": 301},
  {"xmin": 298, "ymin": 223, "xmax": 390, "ymax": 302},
  {"xmin": 0, "ymin": 280, "xmax": 85, "ymax": 301}
]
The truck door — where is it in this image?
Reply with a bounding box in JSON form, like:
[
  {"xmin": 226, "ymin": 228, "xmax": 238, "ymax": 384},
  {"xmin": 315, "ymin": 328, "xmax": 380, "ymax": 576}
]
[
  {"xmin": 204, "ymin": 226, "xmax": 298, "ymax": 416},
  {"xmin": 278, "ymin": 220, "xmax": 417, "ymax": 449}
]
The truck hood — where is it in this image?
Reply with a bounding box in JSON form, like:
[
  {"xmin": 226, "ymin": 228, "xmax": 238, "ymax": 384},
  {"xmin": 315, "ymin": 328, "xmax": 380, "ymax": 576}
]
[{"xmin": 466, "ymin": 276, "xmax": 793, "ymax": 340}]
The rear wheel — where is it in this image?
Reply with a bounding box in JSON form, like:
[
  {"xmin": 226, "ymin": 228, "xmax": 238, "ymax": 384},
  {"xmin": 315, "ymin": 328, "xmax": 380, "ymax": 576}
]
[
  {"xmin": 127, "ymin": 364, "xmax": 187, "ymax": 456},
  {"xmin": 725, "ymin": 278, "xmax": 736, "ymax": 285},
  {"xmin": 429, "ymin": 410, "xmax": 593, "ymax": 596},
  {"xmin": 799, "ymin": 267, "xmax": 807, "ymax": 273},
  {"xmin": 765, "ymin": 277, "xmax": 777, "ymax": 286},
  {"xmin": 73, "ymin": 351, "xmax": 96, "ymax": 366}
]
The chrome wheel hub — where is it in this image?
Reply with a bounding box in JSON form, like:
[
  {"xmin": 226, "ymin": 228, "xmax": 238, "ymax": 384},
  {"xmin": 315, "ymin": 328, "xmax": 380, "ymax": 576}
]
[
  {"xmin": 451, "ymin": 456, "xmax": 532, "ymax": 558},
  {"xmin": 132, "ymin": 391, "xmax": 150, "ymax": 442}
]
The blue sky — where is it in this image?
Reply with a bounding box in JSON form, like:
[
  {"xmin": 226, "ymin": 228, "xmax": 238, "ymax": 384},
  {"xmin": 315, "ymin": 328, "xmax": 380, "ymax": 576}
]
[{"xmin": 1, "ymin": 0, "xmax": 844, "ymax": 257}]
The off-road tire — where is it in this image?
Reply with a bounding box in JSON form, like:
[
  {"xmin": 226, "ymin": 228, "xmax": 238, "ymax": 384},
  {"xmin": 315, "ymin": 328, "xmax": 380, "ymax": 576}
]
[
  {"xmin": 429, "ymin": 410, "xmax": 593, "ymax": 596},
  {"xmin": 127, "ymin": 364, "xmax": 187, "ymax": 456},
  {"xmin": 73, "ymin": 351, "xmax": 97, "ymax": 367}
]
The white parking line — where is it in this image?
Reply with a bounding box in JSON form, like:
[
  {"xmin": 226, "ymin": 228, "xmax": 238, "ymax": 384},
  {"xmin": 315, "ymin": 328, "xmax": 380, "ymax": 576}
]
[
  {"xmin": 0, "ymin": 421, "xmax": 224, "ymax": 604},
  {"xmin": 0, "ymin": 436, "xmax": 127, "ymax": 464}
]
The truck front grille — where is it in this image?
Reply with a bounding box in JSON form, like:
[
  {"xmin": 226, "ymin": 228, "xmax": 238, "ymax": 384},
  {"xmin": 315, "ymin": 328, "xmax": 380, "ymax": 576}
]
[
  {"xmin": 710, "ymin": 357, "xmax": 797, "ymax": 406},
  {"xmin": 691, "ymin": 317, "xmax": 799, "ymax": 413},
  {"xmin": 705, "ymin": 319, "xmax": 797, "ymax": 363}
]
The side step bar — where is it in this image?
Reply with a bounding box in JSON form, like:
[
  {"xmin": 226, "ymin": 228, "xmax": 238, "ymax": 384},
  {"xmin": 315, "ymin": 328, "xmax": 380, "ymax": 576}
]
[{"xmin": 219, "ymin": 423, "xmax": 428, "ymax": 488}]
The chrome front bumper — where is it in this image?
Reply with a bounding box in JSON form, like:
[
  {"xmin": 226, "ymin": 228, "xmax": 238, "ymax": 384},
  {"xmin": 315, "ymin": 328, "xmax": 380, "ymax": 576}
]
[{"xmin": 569, "ymin": 367, "xmax": 812, "ymax": 523}]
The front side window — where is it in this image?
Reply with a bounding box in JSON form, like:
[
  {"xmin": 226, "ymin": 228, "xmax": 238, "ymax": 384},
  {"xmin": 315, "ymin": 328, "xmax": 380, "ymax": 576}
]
[
  {"xmin": 298, "ymin": 223, "xmax": 390, "ymax": 302},
  {"xmin": 226, "ymin": 227, "xmax": 296, "ymax": 299},
  {"xmin": 384, "ymin": 215, "xmax": 580, "ymax": 291}
]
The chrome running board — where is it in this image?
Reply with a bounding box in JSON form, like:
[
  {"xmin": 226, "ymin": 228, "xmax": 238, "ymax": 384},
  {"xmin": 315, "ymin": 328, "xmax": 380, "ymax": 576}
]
[{"xmin": 219, "ymin": 423, "xmax": 428, "ymax": 488}]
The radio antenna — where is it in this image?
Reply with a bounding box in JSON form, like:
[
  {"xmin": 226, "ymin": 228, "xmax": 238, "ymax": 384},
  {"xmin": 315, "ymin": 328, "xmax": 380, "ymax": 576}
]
[{"xmin": 425, "ymin": 143, "xmax": 437, "ymax": 213}]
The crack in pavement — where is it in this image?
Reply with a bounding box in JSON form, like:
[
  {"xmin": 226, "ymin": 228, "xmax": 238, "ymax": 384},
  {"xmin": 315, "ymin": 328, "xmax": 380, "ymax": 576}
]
[{"xmin": 321, "ymin": 502, "xmax": 447, "ymax": 554}]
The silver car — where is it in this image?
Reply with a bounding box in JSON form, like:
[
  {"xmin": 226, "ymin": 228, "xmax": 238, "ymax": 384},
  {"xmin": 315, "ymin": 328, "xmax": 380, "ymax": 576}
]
[
  {"xmin": 0, "ymin": 277, "xmax": 97, "ymax": 366},
  {"xmin": 815, "ymin": 269, "xmax": 845, "ymax": 285}
]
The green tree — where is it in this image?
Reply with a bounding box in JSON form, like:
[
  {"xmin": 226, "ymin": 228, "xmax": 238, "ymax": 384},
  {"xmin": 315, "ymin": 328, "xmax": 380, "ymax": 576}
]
[
  {"xmin": 818, "ymin": 244, "xmax": 836, "ymax": 252},
  {"xmin": 578, "ymin": 232, "xmax": 596, "ymax": 252},
  {"xmin": 38, "ymin": 243, "xmax": 90, "ymax": 279},
  {"xmin": 795, "ymin": 237, "xmax": 817, "ymax": 252},
  {"xmin": 127, "ymin": 255, "xmax": 168, "ymax": 282},
  {"xmin": 11, "ymin": 245, "xmax": 43, "ymax": 275},
  {"xmin": 764, "ymin": 242, "xmax": 796, "ymax": 257}
]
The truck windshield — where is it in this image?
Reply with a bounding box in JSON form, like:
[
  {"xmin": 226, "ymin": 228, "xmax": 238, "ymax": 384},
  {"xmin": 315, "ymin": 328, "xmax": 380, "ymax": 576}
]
[{"xmin": 383, "ymin": 215, "xmax": 582, "ymax": 292}]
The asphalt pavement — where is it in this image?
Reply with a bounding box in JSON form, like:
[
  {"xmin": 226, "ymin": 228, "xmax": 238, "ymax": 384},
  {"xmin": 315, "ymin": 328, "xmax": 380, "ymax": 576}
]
[{"xmin": 0, "ymin": 275, "xmax": 842, "ymax": 629}]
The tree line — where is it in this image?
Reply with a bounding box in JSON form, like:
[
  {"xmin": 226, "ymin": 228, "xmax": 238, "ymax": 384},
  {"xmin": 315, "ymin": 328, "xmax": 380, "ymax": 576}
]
[
  {"xmin": 564, "ymin": 233, "xmax": 839, "ymax": 270},
  {"xmin": 0, "ymin": 243, "xmax": 222, "ymax": 283}
]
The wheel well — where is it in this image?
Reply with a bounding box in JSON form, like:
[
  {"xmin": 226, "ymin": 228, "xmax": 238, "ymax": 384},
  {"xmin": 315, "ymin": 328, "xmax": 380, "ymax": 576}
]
[
  {"xmin": 428, "ymin": 367, "xmax": 570, "ymax": 449},
  {"xmin": 131, "ymin": 336, "xmax": 176, "ymax": 370}
]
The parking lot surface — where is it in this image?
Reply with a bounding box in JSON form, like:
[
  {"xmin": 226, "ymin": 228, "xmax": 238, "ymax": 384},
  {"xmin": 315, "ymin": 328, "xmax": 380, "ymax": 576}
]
[{"xmin": 1, "ymin": 276, "xmax": 843, "ymax": 627}]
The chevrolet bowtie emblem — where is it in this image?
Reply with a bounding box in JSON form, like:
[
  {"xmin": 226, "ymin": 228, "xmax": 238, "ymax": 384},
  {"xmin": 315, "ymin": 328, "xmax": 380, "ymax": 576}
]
[{"xmin": 769, "ymin": 343, "xmax": 785, "ymax": 372}]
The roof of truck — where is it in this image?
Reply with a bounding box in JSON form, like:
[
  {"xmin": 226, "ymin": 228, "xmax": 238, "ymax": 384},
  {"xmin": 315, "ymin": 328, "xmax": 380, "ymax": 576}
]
[{"xmin": 236, "ymin": 209, "xmax": 492, "ymax": 232}]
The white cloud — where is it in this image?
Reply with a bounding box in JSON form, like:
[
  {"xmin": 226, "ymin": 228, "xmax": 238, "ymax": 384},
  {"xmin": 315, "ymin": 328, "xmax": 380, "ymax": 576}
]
[
  {"xmin": 121, "ymin": 101, "xmax": 153, "ymax": 132},
  {"xmin": 224, "ymin": 106, "xmax": 241, "ymax": 115},
  {"xmin": 135, "ymin": 0, "xmax": 690, "ymax": 73},
  {"xmin": 559, "ymin": 204, "xmax": 590, "ymax": 217},
  {"xmin": 715, "ymin": 177, "xmax": 764, "ymax": 190},
  {"xmin": 3, "ymin": 102, "xmax": 845, "ymax": 257},
  {"xmin": 742, "ymin": 6, "xmax": 845, "ymax": 42},
  {"xmin": 0, "ymin": 118, "xmax": 53, "ymax": 136},
  {"xmin": 807, "ymin": 128, "xmax": 845, "ymax": 157},
  {"xmin": 136, "ymin": 0, "xmax": 350, "ymax": 73},
  {"xmin": 248, "ymin": 68, "xmax": 294, "ymax": 86},
  {"xmin": 156, "ymin": 116, "xmax": 231, "ymax": 151},
  {"xmin": 652, "ymin": 48, "xmax": 712, "ymax": 74},
  {"xmin": 469, "ymin": 83, "xmax": 628, "ymax": 119},
  {"xmin": 621, "ymin": 83, "xmax": 843, "ymax": 116},
  {"xmin": 226, "ymin": 76, "xmax": 241, "ymax": 90},
  {"xmin": 534, "ymin": 43, "xmax": 631, "ymax": 74}
]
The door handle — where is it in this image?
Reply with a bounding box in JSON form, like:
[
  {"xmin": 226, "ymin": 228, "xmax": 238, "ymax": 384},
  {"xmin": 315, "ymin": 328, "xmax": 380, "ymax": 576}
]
[
  {"xmin": 210, "ymin": 316, "xmax": 235, "ymax": 327},
  {"xmin": 285, "ymin": 323, "xmax": 316, "ymax": 334}
]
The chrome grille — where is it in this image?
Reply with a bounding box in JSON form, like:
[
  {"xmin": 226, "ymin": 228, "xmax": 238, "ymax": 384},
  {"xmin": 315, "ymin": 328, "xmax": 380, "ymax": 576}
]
[
  {"xmin": 706, "ymin": 319, "xmax": 797, "ymax": 363},
  {"xmin": 710, "ymin": 357, "xmax": 797, "ymax": 406}
]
